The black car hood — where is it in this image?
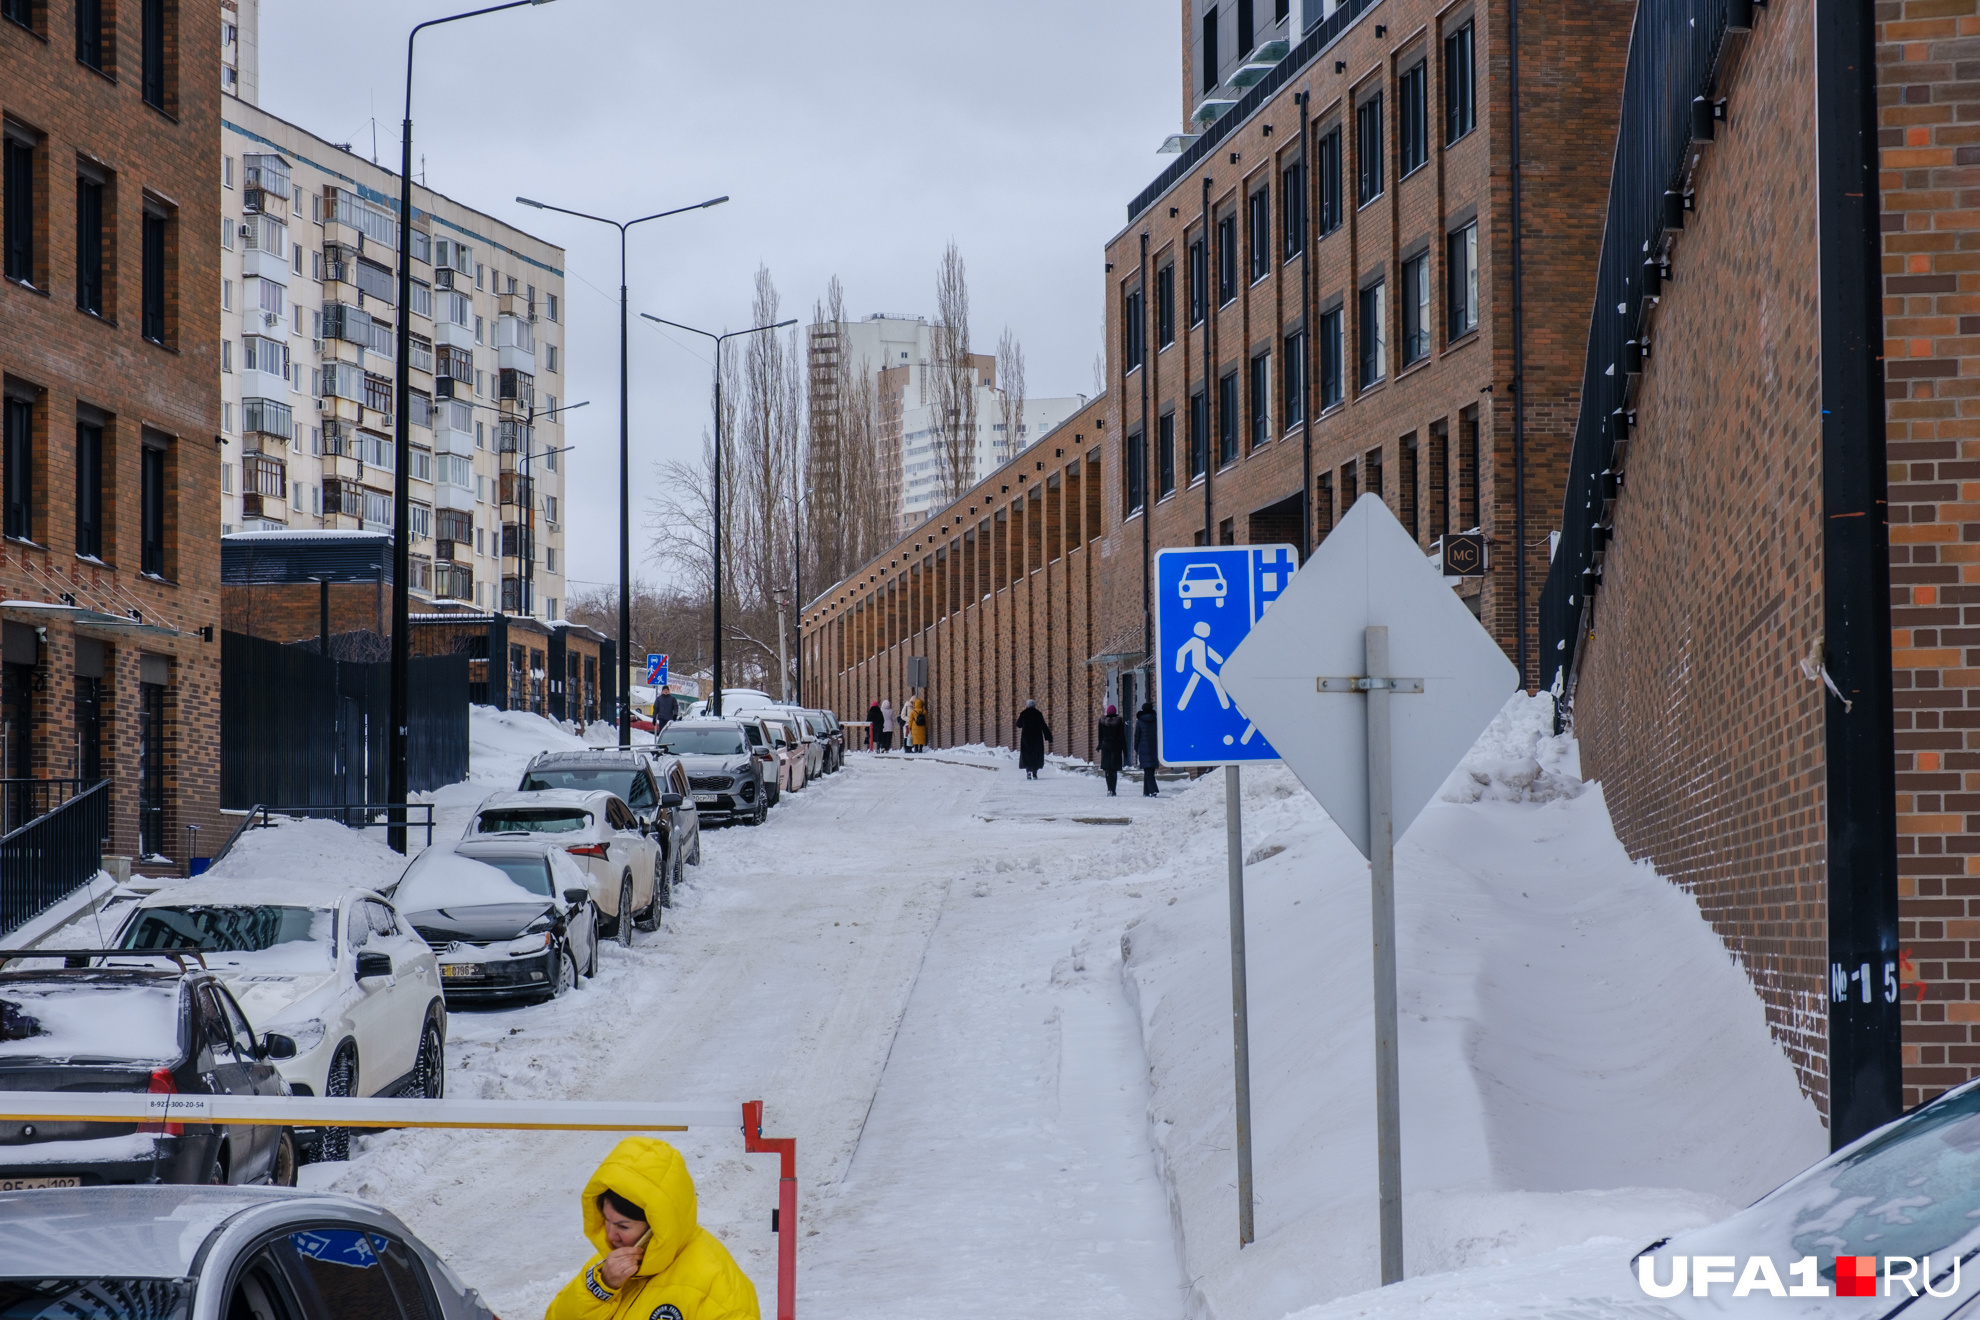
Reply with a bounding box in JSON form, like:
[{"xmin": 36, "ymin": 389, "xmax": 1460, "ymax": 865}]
[{"xmin": 407, "ymin": 902, "xmax": 553, "ymax": 944}]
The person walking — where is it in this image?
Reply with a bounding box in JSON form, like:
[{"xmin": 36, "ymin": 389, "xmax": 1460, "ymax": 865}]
[
  {"xmin": 878, "ymin": 698, "xmax": 896, "ymax": 753},
  {"xmin": 1134, "ymin": 699, "xmax": 1160, "ymax": 797},
  {"xmin": 652, "ymin": 684, "xmax": 680, "ymax": 736},
  {"xmin": 866, "ymin": 700, "xmax": 883, "ymax": 753},
  {"xmin": 1095, "ymin": 704, "xmax": 1127, "ymax": 796},
  {"xmin": 547, "ymin": 1136, "xmax": 760, "ymax": 1320},
  {"xmin": 1015, "ymin": 699, "xmax": 1051, "ymax": 779},
  {"xmin": 908, "ymin": 695, "xmax": 929, "ymax": 753}
]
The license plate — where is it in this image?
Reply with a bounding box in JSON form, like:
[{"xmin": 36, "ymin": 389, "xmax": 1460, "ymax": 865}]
[
  {"xmin": 441, "ymin": 964, "xmax": 484, "ymax": 980},
  {"xmin": 693, "ymin": 794, "xmax": 718, "ymax": 804},
  {"xmin": 0, "ymin": 1176, "xmax": 81, "ymax": 1191}
]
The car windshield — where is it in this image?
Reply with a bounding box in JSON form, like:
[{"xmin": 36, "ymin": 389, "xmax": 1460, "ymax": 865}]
[
  {"xmin": 521, "ymin": 767, "xmax": 653, "ymax": 808},
  {"xmin": 117, "ymin": 905, "xmax": 333, "ymax": 970},
  {"xmin": 477, "ymin": 807, "xmax": 592, "ymax": 835},
  {"xmin": 399, "ymin": 852, "xmax": 553, "ymax": 910},
  {"xmin": 0, "ymin": 979, "xmax": 182, "ymax": 1064},
  {"xmin": 659, "ymin": 728, "xmax": 747, "ymax": 756},
  {"xmin": 0, "ymin": 1279, "xmax": 190, "ymax": 1320}
]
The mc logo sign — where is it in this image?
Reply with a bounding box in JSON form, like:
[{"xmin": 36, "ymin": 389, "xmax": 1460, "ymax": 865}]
[{"xmin": 1637, "ymin": 1255, "xmax": 1961, "ymax": 1300}]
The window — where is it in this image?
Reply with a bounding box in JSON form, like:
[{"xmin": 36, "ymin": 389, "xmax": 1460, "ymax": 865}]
[
  {"xmin": 1445, "ymin": 21, "xmax": 1476, "ymax": 143},
  {"xmin": 409, "ymin": 229, "xmax": 430, "ymax": 265},
  {"xmin": 1282, "ymin": 156, "xmax": 1306, "ymax": 259},
  {"xmin": 1125, "ymin": 429, "xmax": 1145, "ymax": 514},
  {"xmin": 75, "ymin": 0, "xmax": 104, "ymax": 70},
  {"xmin": 141, "ymin": 435, "xmax": 167, "ymax": 576},
  {"xmin": 1158, "ymin": 411, "xmax": 1176, "ymax": 497},
  {"xmin": 221, "ymin": 279, "xmax": 231, "ymax": 311},
  {"xmin": 409, "ymin": 280, "xmax": 432, "ymax": 319},
  {"xmin": 1248, "ymin": 186, "xmax": 1271, "ymax": 282},
  {"xmin": 1317, "ymin": 125, "xmax": 1342, "ymax": 235},
  {"xmin": 1202, "ymin": 5, "xmax": 1220, "ymax": 93},
  {"xmin": 140, "ymin": 0, "xmax": 169, "ymax": 112},
  {"xmin": 1359, "ymin": 281, "xmax": 1387, "ymax": 387},
  {"xmin": 3, "ymin": 394, "xmax": 31, "ymax": 542},
  {"xmin": 3, "ymin": 133, "xmax": 34, "ymax": 285},
  {"xmin": 1217, "ymin": 211, "xmax": 1237, "ymax": 304},
  {"xmin": 1188, "ymin": 390, "xmax": 1208, "ymax": 480},
  {"xmin": 1217, "ymin": 371, "xmax": 1238, "ymax": 466},
  {"xmin": 545, "ymin": 292, "xmax": 558, "ymax": 322},
  {"xmin": 2, "ymin": 0, "xmax": 30, "ymax": 29},
  {"xmin": 1399, "ymin": 62, "xmax": 1428, "ymax": 177},
  {"xmin": 1448, "ymin": 221, "xmax": 1479, "ymax": 339},
  {"xmin": 1401, "ymin": 252, "xmax": 1430, "ymax": 365},
  {"xmin": 1320, "ymin": 307, "xmax": 1344, "ymax": 407},
  {"xmin": 1283, "ymin": 330, "xmax": 1307, "ymax": 430},
  {"xmin": 141, "ymin": 206, "xmax": 168, "ymax": 345},
  {"xmin": 546, "ymin": 343, "xmax": 560, "ymax": 372},
  {"xmin": 75, "ymin": 168, "xmax": 105, "ymax": 316},
  {"xmin": 1188, "ymin": 237, "xmax": 1207, "ymax": 325},
  {"xmin": 220, "ymin": 340, "xmax": 231, "ymax": 372},
  {"xmin": 1122, "ymin": 287, "xmax": 1144, "ymax": 373},
  {"xmin": 1156, "ymin": 265, "xmax": 1174, "ymax": 348},
  {"xmin": 1249, "ymin": 352, "xmax": 1270, "ymax": 449},
  {"xmin": 1357, "ymin": 95, "xmax": 1384, "ymax": 204},
  {"xmin": 75, "ymin": 417, "xmax": 102, "ymax": 557},
  {"xmin": 1237, "ymin": 0, "xmax": 1254, "ymax": 55}
]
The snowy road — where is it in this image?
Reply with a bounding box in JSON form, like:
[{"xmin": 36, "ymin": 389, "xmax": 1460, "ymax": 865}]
[{"xmin": 304, "ymin": 748, "xmax": 1190, "ymax": 1319}]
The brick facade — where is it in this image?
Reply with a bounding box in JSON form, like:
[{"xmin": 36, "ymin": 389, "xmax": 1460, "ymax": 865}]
[{"xmin": 1, "ymin": 0, "xmax": 226, "ymax": 875}]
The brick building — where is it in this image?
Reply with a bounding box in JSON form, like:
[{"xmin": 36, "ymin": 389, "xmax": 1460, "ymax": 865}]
[
  {"xmin": 1, "ymin": 0, "xmax": 226, "ymax": 874},
  {"xmin": 802, "ymin": 0, "xmax": 1629, "ymax": 757}
]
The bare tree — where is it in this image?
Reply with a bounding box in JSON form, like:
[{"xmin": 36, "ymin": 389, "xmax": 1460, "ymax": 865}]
[
  {"xmin": 997, "ymin": 327, "xmax": 1027, "ymax": 460},
  {"xmin": 805, "ymin": 276, "xmax": 892, "ymax": 589},
  {"xmin": 1091, "ymin": 351, "xmax": 1106, "ymax": 399},
  {"xmin": 929, "ymin": 243, "xmax": 978, "ymax": 506}
]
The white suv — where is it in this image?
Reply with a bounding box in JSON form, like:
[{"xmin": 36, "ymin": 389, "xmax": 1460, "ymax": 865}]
[{"xmin": 466, "ymin": 788, "xmax": 662, "ymax": 945}]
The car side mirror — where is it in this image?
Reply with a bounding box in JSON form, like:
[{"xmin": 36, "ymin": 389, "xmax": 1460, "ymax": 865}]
[
  {"xmin": 661, "ymin": 792, "xmax": 683, "ymax": 809},
  {"xmin": 562, "ymin": 887, "xmax": 590, "ymax": 906},
  {"xmin": 356, "ymin": 951, "xmax": 393, "ymax": 980},
  {"xmin": 261, "ymin": 1032, "xmax": 298, "ymax": 1061}
]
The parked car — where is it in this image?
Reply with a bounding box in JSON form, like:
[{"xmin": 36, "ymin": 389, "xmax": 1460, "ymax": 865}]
[
  {"xmin": 645, "ymin": 752, "xmax": 703, "ymax": 865},
  {"xmin": 0, "ymin": 1184, "xmax": 500, "ymax": 1320},
  {"xmin": 654, "ymin": 720, "xmax": 768, "ymax": 826},
  {"xmin": 0, "ymin": 956, "xmax": 296, "ymax": 1187},
  {"xmin": 466, "ymin": 789, "xmax": 663, "ymax": 944},
  {"xmin": 804, "ymin": 708, "xmax": 846, "ymax": 772},
  {"xmin": 761, "ymin": 715, "xmax": 809, "ymax": 793},
  {"xmin": 758, "ymin": 707, "xmax": 826, "ymax": 781},
  {"xmin": 391, "ymin": 845, "xmax": 598, "ymax": 1004},
  {"xmin": 517, "ymin": 746, "xmax": 699, "ymax": 890},
  {"xmin": 735, "ymin": 717, "xmax": 782, "ymax": 806},
  {"xmin": 111, "ymin": 880, "xmax": 448, "ymax": 1162}
]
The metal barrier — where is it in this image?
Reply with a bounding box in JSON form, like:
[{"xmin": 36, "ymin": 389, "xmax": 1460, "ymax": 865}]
[
  {"xmin": 841, "ymin": 721, "xmax": 873, "ymax": 751},
  {"xmin": 0, "ymin": 1092, "xmax": 799, "ymax": 1319},
  {"xmin": 238, "ymin": 802, "xmax": 438, "ymax": 848},
  {"xmin": 0, "ymin": 780, "xmax": 109, "ymax": 936}
]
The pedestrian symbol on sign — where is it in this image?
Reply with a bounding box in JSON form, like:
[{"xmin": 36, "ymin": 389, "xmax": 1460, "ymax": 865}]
[{"xmin": 1153, "ymin": 544, "xmax": 1296, "ymax": 765}]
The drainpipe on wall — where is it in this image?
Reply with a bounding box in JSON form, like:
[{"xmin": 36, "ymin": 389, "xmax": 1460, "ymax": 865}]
[
  {"xmin": 1140, "ymin": 230, "xmax": 1154, "ymax": 700},
  {"xmin": 1508, "ymin": 0, "xmax": 1530, "ymax": 689},
  {"xmin": 1298, "ymin": 89, "xmax": 1314, "ymax": 559},
  {"xmin": 1203, "ymin": 175, "xmax": 1216, "ymax": 548}
]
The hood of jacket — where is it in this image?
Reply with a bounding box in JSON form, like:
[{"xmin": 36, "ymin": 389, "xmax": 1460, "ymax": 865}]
[{"xmin": 581, "ymin": 1137, "xmax": 699, "ymax": 1277}]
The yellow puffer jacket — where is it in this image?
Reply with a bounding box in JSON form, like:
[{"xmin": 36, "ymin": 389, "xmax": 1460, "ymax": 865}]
[{"xmin": 546, "ymin": 1138, "xmax": 760, "ymax": 1320}]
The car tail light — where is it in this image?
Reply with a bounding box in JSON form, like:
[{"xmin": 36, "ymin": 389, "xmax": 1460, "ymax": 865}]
[
  {"xmin": 565, "ymin": 843, "xmax": 609, "ymax": 859},
  {"xmin": 141, "ymin": 1068, "xmax": 184, "ymax": 1136}
]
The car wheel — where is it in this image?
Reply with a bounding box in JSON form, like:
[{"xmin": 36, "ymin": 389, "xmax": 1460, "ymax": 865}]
[
  {"xmin": 753, "ymin": 795, "xmax": 768, "ymax": 827},
  {"xmin": 209, "ymin": 1143, "xmax": 231, "ymax": 1185},
  {"xmin": 617, "ymin": 876, "xmax": 636, "ymax": 947},
  {"xmin": 546, "ymin": 944, "xmax": 575, "ymax": 1000},
  {"xmin": 689, "ymin": 832, "xmax": 702, "ymax": 866},
  {"xmin": 412, "ymin": 1014, "xmax": 445, "ymax": 1100},
  {"xmin": 322, "ymin": 1044, "xmax": 356, "ymax": 1162},
  {"xmin": 637, "ymin": 859, "xmax": 663, "ymax": 932},
  {"xmin": 665, "ymin": 847, "xmax": 682, "ymax": 907},
  {"xmin": 583, "ymin": 907, "xmax": 600, "ymax": 978},
  {"xmin": 271, "ymin": 1130, "xmax": 298, "ymax": 1187}
]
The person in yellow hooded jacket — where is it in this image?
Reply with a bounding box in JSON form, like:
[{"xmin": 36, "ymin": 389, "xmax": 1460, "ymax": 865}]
[{"xmin": 547, "ymin": 1137, "xmax": 760, "ymax": 1320}]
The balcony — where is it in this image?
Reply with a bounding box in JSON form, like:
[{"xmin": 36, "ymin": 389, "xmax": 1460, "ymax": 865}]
[
  {"xmin": 500, "ymin": 523, "xmax": 534, "ymax": 562},
  {"xmin": 498, "ymin": 369, "xmax": 534, "ymax": 409},
  {"xmin": 498, "ymin": 473, "xmax": 533, "ymax": 509},
  {"xmin": 242, "ymin": 397, "xmax": 294, "ymax": 443},
  {"xmin": 435, "ymin": 564, "xmax": 474, "ymax": 602},
  {"xmin": 240, "ymin": 247, "xmax": 290, "ymax": 284},
  {"xmin": 1227, "ymin": 39, "xmax": 1289, "ymax": 90},
  {"xmin": 243, "ymin": 153, "xmax": 292, "ymax": 212},
  {"xmin": 1192, "ymin": 96, "xmax": 1238, "ymax": 126},
  {"xmin": 497, "ymin": 419, "xmax": 534, "ymax": 455},
  {"xmin": 241, "ymin": 492, "xmax": 288, "ymax": 522}
]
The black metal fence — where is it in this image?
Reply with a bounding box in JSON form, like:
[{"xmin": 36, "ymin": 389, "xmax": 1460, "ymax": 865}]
[
  {"xmin": 0, "ymin": 779, "xmax": 101, "ymax": 838},
  {"xmin": 221, "ymin": 631, "xmax": 469, "ymax": 811},
  {"xmin": 1537, "ymin": 0, "xmax": 1736, "ymax": 698},
  {"xmin": 0, "ymin": 779, "xmax": 109, "ymax": 936}
]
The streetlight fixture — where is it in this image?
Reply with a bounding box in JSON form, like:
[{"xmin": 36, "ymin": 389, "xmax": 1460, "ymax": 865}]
[
  {"xmin": 389, "ymin": 0, "xmax": 556, "ymax": 855},
  {"xmin": 640, "ymin": 312, "xmax": 796, "ymax": 717},
  {"xmin": 515, "ymin": 194, "xmax": 728, "ymax": 747}
]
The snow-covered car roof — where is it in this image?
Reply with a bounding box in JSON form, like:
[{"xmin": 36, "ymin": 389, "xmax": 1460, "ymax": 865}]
[
  {"xmin": 395, "ymin": 849, "xmax": 560, "ymax": 911},
  {"xmin": 129, "ymin": 877, "xmax": 372, "ymax": 908},
  {"xmin": 527, "ymin": 747, "xmax": 654, "ymax": 768},
  {"xmin": 474, "ymin": 788, "xmax": 616, "ymax": 811}
]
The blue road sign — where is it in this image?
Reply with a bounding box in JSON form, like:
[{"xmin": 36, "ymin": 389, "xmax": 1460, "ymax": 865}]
[
  {"xmin": 1153, "ymin": 544, "xmax": 1297, "ymax": 766},
  {"xmin": 646, "ymin": 653, "xmax": 667, "ymax": 686}
]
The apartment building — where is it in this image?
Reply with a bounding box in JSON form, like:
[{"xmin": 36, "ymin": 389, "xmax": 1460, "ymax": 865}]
[
  {"xmin": 218, "ymin": 99, "xmax": 572, "ymax": 623},
  {"xmin": 0, "ymin": 0, "xmax": 227, "ymax": 876}
]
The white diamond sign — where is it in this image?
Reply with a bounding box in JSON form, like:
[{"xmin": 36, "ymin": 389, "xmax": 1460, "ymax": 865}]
[{"xmin": 1220, "ymin": 494, "xmax": 1519, "ymax": 858}]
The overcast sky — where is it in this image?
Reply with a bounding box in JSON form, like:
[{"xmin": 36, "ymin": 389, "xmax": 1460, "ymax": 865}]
[{"xmin": 258, "ymin": 0, "xmax": 1176, "ymax": 596}]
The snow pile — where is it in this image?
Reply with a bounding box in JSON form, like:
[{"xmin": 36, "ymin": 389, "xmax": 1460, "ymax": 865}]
[
  {"xmin": 1439, "ymin": 693, "xmax": 1584, "ymax": 805},
  {"xmin": 205, "ymin": 816, "xmax": 409, "ymax": 895},
  {"xmin": 460, "ymin": 705, "xmax": 588, "ymax": 788},
  {"xmin": 1110, "ymin": 746, "xmax": 1826, "ymax": 1318}
]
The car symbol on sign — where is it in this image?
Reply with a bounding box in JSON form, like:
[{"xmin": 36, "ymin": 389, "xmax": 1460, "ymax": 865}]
[{"xmin": 1178, "ymin": 563, "xmax": 1228, "ymax": 608}]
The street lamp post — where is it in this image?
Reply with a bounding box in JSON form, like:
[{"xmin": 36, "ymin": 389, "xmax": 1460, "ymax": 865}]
[
  {"xmin": 781, "ymin": 489, "xmax": 802, "ymax": 705},
  {"xmin": 515, "ymin": 195, "xmax": 728, "ymax": 747},
  {"xmin": 391, "ymin": 0, "xmax": 555, "ymax": 856},
  {"xmin": 640, "ymin": 313, "xmax": 795, "ymax": 717}
]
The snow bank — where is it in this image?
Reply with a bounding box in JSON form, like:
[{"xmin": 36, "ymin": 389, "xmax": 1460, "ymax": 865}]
[
  {"xmin": 1110, "ymin": 695, "xmax": 1826, "ymax": 1319},
  {"xmin": 205, "ymin": 816, "xmax": 409, "ymax": 895}
]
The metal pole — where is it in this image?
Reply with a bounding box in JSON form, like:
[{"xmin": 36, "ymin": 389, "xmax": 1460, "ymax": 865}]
[
  {"xmin": 388, "ymin": 39, "xmax": 417, "ymax": 856},
  {"xmin": 712, "ymin": 346, "xmax": 724, "ymax": 717},
  {"xmin": 1225, "ymin": 763, "xmax": 1254, "ymax": 1246},
  {"xmin": 1365, "ymin": 624, "xmax": 1402, "ymax": 1284},
  {"xmin": 617, "ymin": 230, "xmax": 631, "ymax": 747}
]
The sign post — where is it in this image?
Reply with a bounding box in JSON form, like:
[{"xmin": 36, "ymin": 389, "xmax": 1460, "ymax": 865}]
[
  {"xmin": 646, "ymin": 653, "xmax": 667, "ymax": 687},
  {"xmin": 1153, "ymin": 542, "xmax": 1295, "ymax": 1247},
  {"xmin": 1222, "ymin": 496, "xmax": 1517, "ymax": 1284}
]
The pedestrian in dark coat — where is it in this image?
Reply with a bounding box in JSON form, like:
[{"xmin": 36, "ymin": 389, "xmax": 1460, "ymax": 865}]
[
  {"xmin": 1095, "ymin": 705, "xmax": 1127, "ymax": 796},
  {"xmin": 652, "ymin": 685, "xmax": 680, "ymax": 734},
  {"xmin": 866, "ymin": 701, "xmax": 884, "ymax": 753},
  {"xmin": 1015, "ymin": 699, "xmax": 1052, "ymax": 778},
  {"xmin": 1134, "ymin": 701, "xmax": 1160, "ymax": 797}
]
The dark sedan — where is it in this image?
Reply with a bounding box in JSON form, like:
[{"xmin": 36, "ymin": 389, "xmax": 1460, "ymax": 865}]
[
  {"xmin": 0, "ymin": 958, "xmax": 296, "ymax": 1188},
  {"xmin": 391, "ymin": 846, "xmax": 599, "ymax": 1005}
]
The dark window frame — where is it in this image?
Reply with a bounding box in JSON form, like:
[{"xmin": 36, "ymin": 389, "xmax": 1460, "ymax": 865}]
[
  {"xmin": 140, "ymin": 436, "xmax": 166, "ymax": 576},
  {"xmin": 2, "ymin": 393, "xmax": 32, "ymax": 543},
  {"xmin": 140, "ymin": 0, "xmax": 170, "ymax": 113},
  {"xmin": 2, "ymin": 133, "xmax": 35, "ymax": 286},
  {"xmin": 1356, "ymin": 94, "xmax": 1384, "ymax": 206},
  {"xmin": 1399, "ymin": 61, "xmax": 1429, "ymax": 177},
  {"xmin": 1317, "ymin": 125, "xmax": 1343, "ymax": 235},
  {"xmin": 75, "ymin": 416, "xmax": 102, "ymax": 558},
  {"xmin": 1122, "ymin": 287, "xmax": 1145, "ymax": 373},
  {"xmin": 1282, "ymin": 156, "xmax": 1306, "ymax": 260},
  {"xmin": 1202, "ymin": 5, "xmax": 1220, "ymax": 94},
  {"xmin": 1158, "ymin": 411, "xmax": 1176, "ymax": 498},
  {"xmin": 1445, "ymin": 21, "xmax": 1476, "ymax": 144},
  {"xmin": 1400, "ymin": 251, "xmax": 1430, "ymax": 366},
  {"xmin": 1358, "ymin": 280, "xmax": 1387, "ymax": 388},
  {"xmin": 0, "ymin": 0, "xmax": 33, "ymax": 31},
  {"xmin": 1217, "ymin": 371, "xmax": 1239, "ymax": 467},
  {"xmin": 141, "ymin": 205, "xmax": 167, "ymax": 344},
  {"xmin": 1125, "ymin": 428, "xmax": 1146, "ymax": 515},
  {"xmin": 1188, "ymin": 237, "xmax": 1207, "ymax": 325},
  {"xmin": 1217, "ymin": 211, "xmax": 1238, "ymax": 305},
  {"xmin": 1249, "ymin": 351, "xmax": 1270, "ymax": 450},
  {"xmin": 1319, "ymin": 306, "xmax": 1344, "ymax": 408},
  {"xmin": 1156, "ymin": 263, "xmax": 1175, "ymax": 347},
  {"xmin": 1237, "ymin": 0, "xmax": 1254, "ymax": 56},
  {"xmin": 1248, "ymin": 185, "xmax": 1271, "ymax": 282},
  {"xmin": 75, "ymin": 169, "xmax": 104, "ymax": 316},
  {"xmin": 1447, "ymin": 220, "xmax": 1479, "ymax": 340},
  {"xmin": 1188, "ymin": 389, "xmax": 1208, "ymax": 480},
  {"xmin": 1283, "ymin": 330, "xmax": 1307, "ymax": 430},
  {"xmin": 74, "ymin": 0, "xmax": 104, "ymax": 71}
]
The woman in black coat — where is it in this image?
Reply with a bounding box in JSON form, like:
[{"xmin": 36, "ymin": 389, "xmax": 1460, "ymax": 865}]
[
  {"xmin": 1133, "ymin": 701, "xmax": 1160, "ymax": 797},
  {"xmin": 1015, "ymin": 699, "xmax": 1052, "ymax": 779},
  {"xmin": 1095, "ymin": 704, "xmax": 1128, "ymax": 796}
]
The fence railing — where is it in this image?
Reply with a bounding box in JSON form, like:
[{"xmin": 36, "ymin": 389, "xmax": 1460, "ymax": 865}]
[
  {"xmin": 236, "ymin": 803, "xmax": 437, "ymax": 849},
  {"xmin": 0, "ymin": 779, "xmax": 110, "ymax": 937},
  {"xmin": 0, "ymin": 778, "xmax": 103, "ymax": 838}
]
